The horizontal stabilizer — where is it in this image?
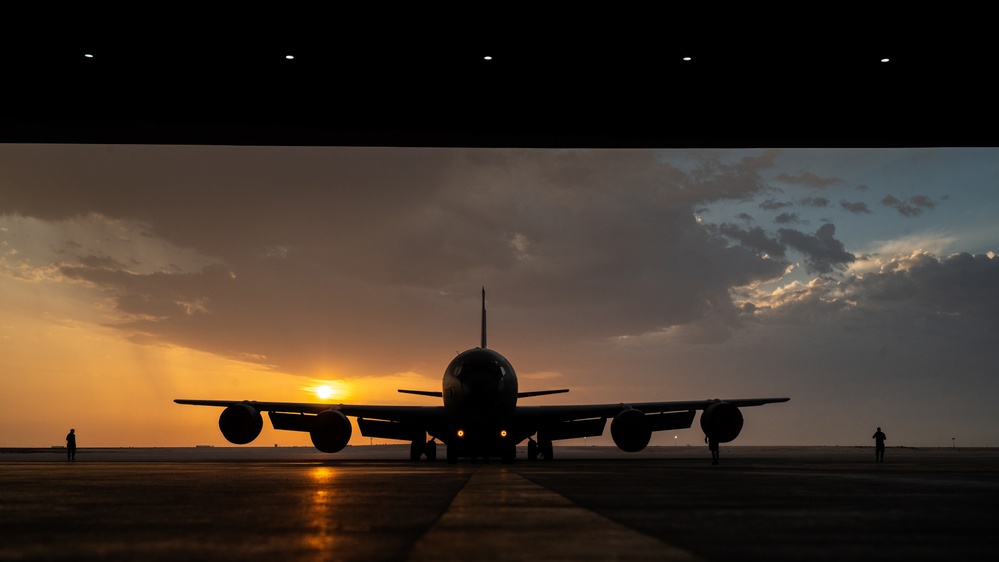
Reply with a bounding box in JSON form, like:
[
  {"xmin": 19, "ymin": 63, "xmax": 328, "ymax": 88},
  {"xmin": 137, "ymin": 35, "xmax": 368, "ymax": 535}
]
[
  {"xmin": 398, "ymin": 389, "xmax": 444, "ymax": 398},
  {"xmin": 518, "ymin": 389, "xmax": 569, "ymax": 398}
]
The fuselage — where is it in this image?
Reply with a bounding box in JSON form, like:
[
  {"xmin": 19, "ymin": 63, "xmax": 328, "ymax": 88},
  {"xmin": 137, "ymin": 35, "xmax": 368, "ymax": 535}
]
[{"xmin": 440, "ymin": 347, "xmax": 519, "ymax": 458}]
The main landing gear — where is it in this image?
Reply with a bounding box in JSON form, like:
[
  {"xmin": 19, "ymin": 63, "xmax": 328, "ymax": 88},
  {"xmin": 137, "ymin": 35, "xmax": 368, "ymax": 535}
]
[
  {"xmin": 527, "ymin": 437, "xmax": 554, "ymax": 461},
  {"xmin": 410, "ymin": 438, "xmax": 437, "ymax": 461}
]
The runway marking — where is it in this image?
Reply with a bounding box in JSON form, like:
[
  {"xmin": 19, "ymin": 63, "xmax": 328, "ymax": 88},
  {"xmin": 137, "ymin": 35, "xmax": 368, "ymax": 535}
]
[{"xmin": 407, "ymin": 466, "xmax": 699, "ymax": 561}]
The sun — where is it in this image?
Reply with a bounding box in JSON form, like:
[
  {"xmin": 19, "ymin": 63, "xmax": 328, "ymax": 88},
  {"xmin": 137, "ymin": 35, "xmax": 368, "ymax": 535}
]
[{"xmin": 316, "ymin": 385, "xmax": 334, "ymax": 400}]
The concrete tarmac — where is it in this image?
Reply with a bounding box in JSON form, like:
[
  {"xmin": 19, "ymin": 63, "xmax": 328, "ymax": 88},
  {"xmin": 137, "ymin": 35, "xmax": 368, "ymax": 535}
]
[{"xmin": 2, "ymin": 446, "xmax": 997, "ymax": 561}]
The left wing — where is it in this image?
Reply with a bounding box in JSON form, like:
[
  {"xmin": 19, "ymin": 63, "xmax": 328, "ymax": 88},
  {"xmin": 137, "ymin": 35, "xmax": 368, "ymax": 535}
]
[{"xmin": 174, "ymin": 399, "xmax": 448, "ymax": 453}]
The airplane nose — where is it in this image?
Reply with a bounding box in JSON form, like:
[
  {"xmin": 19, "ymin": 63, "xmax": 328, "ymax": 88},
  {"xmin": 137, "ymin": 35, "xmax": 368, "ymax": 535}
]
[{"xmin": 461, "ymin": 368, "xmax": 502, "ymax": 391}]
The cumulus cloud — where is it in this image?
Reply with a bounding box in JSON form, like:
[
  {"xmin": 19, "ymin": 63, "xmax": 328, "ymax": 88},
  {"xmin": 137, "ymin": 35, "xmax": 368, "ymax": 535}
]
[{"xmin": 750, "ymin": 251, "xmax": 999, "ymax": 334}]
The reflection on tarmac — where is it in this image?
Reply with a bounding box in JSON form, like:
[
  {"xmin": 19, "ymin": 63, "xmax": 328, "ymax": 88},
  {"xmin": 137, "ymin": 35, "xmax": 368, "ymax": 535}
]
[
  {"xmin": 1, "ymin": 446, "xmax": 998, "ymax": 561},
  {"xmin": 305, "ymin": 466, "xmax": 340, "ymax": 552}
]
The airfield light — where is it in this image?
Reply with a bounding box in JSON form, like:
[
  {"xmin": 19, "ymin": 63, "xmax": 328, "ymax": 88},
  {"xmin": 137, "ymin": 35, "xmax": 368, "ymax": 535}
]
[
  {"xmin": 457, "ymin": 429, "xmax": 465, "ymax": 438},
  {"xmin": 500, "ymin": 429, "xmax": 508, "ymax": 438}
]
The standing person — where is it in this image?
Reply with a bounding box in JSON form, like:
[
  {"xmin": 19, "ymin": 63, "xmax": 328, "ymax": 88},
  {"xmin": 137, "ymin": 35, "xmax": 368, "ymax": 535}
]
[
  {"xmin": 872, "ymin": 427, "xmax": 886, "ymax": 462},
  {"xmin": 705, "ymin": 435, "xmax": 719, "ymax": 465},
  {"xmin": 66, "ymin": 429, "xmax": 77, "ymax": 461}
]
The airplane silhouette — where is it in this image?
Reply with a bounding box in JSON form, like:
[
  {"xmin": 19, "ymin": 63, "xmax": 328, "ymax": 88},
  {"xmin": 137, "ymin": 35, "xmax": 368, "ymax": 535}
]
[{"xmin": 176, "ymin": 289, "xmax": 788, "ymax": 463}]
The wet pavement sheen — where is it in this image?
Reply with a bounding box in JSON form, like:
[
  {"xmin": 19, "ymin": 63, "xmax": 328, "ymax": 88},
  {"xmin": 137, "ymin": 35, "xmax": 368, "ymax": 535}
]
[{"xmin": 1, "ymin": 446, "xmax": 997, "ymax": 561}]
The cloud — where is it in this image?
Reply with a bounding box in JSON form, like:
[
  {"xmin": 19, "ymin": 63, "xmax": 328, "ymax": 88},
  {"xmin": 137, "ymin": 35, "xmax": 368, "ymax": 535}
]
[
  {"xmin": 773, "ymin": 212, "xmax": 803, "ymax": 225},
  {"xmin": 751, "ymin": 251, "xmax": 999, "ymax": 328},
  {"xmin": 778, "ymin": 223, "xmax": 856, "ymax": 274},
  {"xmin": 882, "ymin": 194, "xmax": 938, "ymax": 217},
  {"xmin": 0, "ymin": 146, "xmax": 794, "ymax": 374},
  {"xmin": 715, "ymin": 224, "xmax": 787, "ymax": 258},
  {"xmin": 774, "ymin": 170, "xmax": 843, "ymax": 188},
  {"xmin": 840, "ymin": 200, "xmax": 871, "ymax": 214},
  {"xmin": 799, "ymin": 197, "xmax": 830, "ymax": 208},
  {"xmin": 760, "ymin": 198, "xmax": 793, "ymax": 210}
]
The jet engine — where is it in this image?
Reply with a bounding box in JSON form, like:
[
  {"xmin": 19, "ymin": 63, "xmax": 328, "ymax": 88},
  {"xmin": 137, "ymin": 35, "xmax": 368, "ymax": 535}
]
[
  {"xmin": 610, "ymin": 408, "xmax": 651, "ymax": 452},
  {"xmin": 310, "ymin": 410, "xmax": 353, "ymax": 453},
  {"xmin": 219, "ymin": 403, "xmax": 263, "ymax": 445},
  {"xmin": 699, "ymin": 401, "xmax": 744, "ymax": 443}
]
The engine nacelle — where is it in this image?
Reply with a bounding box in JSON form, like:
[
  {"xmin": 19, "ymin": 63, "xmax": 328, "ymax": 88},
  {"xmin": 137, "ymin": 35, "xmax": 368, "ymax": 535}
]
[
  {"xmin": 219, "ymin": 404, "xmax": 263, "ymax": 445},
  {"xmin": 310, "ymin": 410, "xmax": 353, "ymax": 453},
  {"xmin": 610, "ymin": 408, "xmax": 651, "ymax": 452},
  {"xmin": 699, "ymin": 401, "xmax": 744, "ymax": 443}
]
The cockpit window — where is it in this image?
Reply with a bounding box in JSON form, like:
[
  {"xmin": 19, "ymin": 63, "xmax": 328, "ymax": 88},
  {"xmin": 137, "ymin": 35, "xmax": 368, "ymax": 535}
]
[{"xmin": 455, "ymin": 358, "xmax": 505, "ymax": 380}]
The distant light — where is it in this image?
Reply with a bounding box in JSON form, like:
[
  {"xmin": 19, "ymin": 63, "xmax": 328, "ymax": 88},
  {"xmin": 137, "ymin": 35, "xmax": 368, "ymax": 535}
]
[
  {"xmin": 483, "ymin": 55, "xmax": 493, "ymax": 61},
  {"xmin": 285, "ymin": 55, "xmax": 295, "ymax": 60},
  {"xmin": 880, "ymin": 58, "xmax": 890, "ymax": 63},
  {"xmin": 682, "ymin": 56, "xmax": 692, "ymax": 61},
  {"xmin": 84, "ymin": 54, "xmax": 94, "ymax": 58}
]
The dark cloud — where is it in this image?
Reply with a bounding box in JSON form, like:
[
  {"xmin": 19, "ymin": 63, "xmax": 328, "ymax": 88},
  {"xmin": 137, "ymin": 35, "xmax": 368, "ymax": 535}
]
[
  {"xmin": 850, "ymin": 252, "xmax": 999, "ymax": 321},
  {"xmin": 1, "ymin": 146, "xmax": 795, "ymax": 373},
  {"xmin": 840, "ymin": 200, "xmax": 870, "ymax": 214},
  {"xmin": 774, "ymin": 171, "xmax": 843, "ymax": 188},
  {"xmin": 715, "ymin": 224, "xmax": 787, "ymax": 258},
  {"xmin": 736, "ymin": 212, "xmax": 755, "ymax": 222},
  {"xmin": 799, "ymin": 197, "xmax": 830, "ymax": 207},
  {"xmin": 882, "ymin": 194, "xmax": 937, "ymax": 217},
  {"xmin": 773, "ymin": 212, "xmax": 802, "ymax": 225},
  {"xmin": 760, "ymin": 198, "xmax": 793, "ymax": 210},
  {"xmin": 777, "ymin": 223, "xmax": 855, "ymax": 274}
]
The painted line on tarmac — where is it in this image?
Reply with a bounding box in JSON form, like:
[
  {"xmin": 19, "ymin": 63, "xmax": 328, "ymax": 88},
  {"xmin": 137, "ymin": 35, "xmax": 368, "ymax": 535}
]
[{"xmin": 407, "ymin": 465, "xmax": 699, "ymax": 561}]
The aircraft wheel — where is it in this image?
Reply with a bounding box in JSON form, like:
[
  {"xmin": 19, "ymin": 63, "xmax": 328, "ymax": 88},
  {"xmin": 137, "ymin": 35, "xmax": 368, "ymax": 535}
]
[
  {"xmin": 425, "ymin": 440, "xmax": 437, "ymax": 461},
  {"xmin": 527, "ymin": 438, "xmax": 539, "ymax": 461},
  {"xmin": 540, "ymin": 439, "xmax": 553, "ymax": 461},
  {"xmin": 410, "ymin": 439, "xmax": 422, "ymax": 461}
]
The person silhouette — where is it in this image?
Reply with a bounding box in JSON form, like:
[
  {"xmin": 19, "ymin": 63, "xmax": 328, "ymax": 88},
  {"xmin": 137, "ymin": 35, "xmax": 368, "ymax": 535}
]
[
  {"xmin": 705, "ymin": 435, "xmax": 719, "ymax": 465},
  {"xmin": 66, "ymin": 429, "xmax": 77, "ymax": 461},
  {"xmin": 872, "ymin": 427, "xmax": 886, "ymax": 462}
]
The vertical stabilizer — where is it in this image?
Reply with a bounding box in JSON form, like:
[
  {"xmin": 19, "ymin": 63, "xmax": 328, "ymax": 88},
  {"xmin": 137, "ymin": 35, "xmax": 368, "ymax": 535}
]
[{"xmin": 481, "ymin": 287, "xmax": 487, "ymax": 349}]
